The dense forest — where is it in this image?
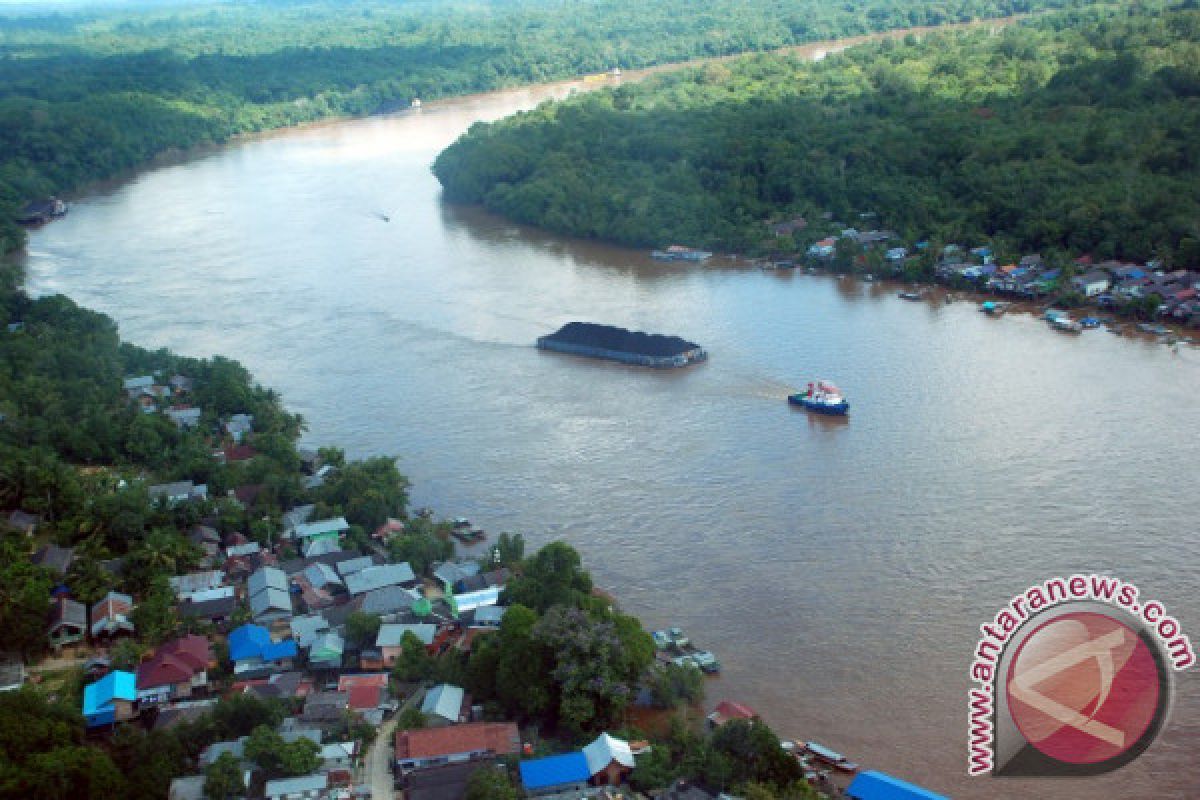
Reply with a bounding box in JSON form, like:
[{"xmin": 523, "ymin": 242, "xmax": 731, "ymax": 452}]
[
  {"xmin": 1, "ymin": 0, "xmax": 1086, "ymax": 255},
  {"xmin": 433, "ymin": 3, "xmax": 1200, "ymax": 265}
]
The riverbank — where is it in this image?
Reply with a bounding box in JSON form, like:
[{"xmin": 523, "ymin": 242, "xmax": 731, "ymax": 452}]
[{"xmin": 2, "ymin": 11, "xmax": 1030, "ymax": 259}]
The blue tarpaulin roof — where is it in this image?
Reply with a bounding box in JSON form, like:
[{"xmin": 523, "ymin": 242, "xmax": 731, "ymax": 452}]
[
  {"xmin": 846, "ymin": 770, "xmax": 949, "ymax": 800},
  {"xmin": 519, "ymin": 752, "xmax": 590, "ymax": 790}
]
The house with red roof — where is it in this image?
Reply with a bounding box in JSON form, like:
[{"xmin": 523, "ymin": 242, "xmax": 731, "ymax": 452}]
[
  {"xmin": 90, "ymin": 591, "xmax": 135, "ymax": 641},
  {"xmin": 136, "ymin": 634, "xmax": 213, "ymax": 705},
  {"xmin": 395, "ymin": 721, "xmax": 519, "ymax": 774},
  {"xmin": 338, "ymin": 673, "xmax": 389, "ymax": 707},
  {"xmin": 706, "ymin": 700, "xmax": 759, "ymax": 728}
]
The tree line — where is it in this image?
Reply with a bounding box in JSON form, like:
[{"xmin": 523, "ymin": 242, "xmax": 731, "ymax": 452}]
[
  {"xmin": 433, "ymin": 2, "xmax": 1200, "ymax": 266},
  {"xmin": 2, "ymin": 0, "xmax": 1086, "ymax": 255}
]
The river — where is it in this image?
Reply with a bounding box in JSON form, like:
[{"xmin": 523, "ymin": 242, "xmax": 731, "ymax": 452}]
[{"xmin": 20, "ymin": 51, "xmax": 1200, "ymax": 800}]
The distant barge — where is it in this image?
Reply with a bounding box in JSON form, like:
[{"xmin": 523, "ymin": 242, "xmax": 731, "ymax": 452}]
[{"xmin": 537, "ymin": 322, "xmax": 707, "ymax": 368}]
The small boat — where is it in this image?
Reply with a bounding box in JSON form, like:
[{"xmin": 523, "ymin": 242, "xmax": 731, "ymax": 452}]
[
  {"xmin": 897, "ymin": 290, "xmax": 922, "ymax": 301},
  {"xmin": 788, "ymin": 381, "xmax": 849, "ymax": 416},
  {"xmin": 804, "ymin": 742, "xmax": 859, "ymax": 773},
  {"xmin": 979, "ymin": 300, "xmax": 1007, "ymax": 316},
  {"xmin": 1049, "ymin": 316, "xmax": 1083, "ymax": 333}
]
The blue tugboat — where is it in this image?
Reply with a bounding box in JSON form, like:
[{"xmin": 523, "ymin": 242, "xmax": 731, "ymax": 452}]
[{"xmin": 788, "ymin": 381, "xmax": 850, "ymax": 415}]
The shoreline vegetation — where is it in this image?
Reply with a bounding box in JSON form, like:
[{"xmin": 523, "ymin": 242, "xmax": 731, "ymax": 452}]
[
  {"xmin": 432, "ymin": 2, "xmax": 1200, "ymax": 335},
  {"xmin": 2, "ymin": 0, "xmax": 1087, "ymax": 256}
]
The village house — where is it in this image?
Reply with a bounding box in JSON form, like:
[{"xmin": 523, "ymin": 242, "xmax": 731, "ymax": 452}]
[
  {"xmin": 706, "ymin": 700, "xmax": 759, "ymax": 728},
  {"xmin": 519, "ymin": 733, "xmax": 637, "ymax": 795},
  {"xmin": 188, "ymin": 525, "xmax": 222, "ymax": 564},
  {"xmin": 373, "ymin": 518, "xmax": 406, "ymax": 541},
  {"xmin": 290, "ymin": 614, "xmax": 331, "ymax": 648},
  {"xmin": 395, "ymin": 721, "xmax": 520, "ymax": 774},
  {"xmin": 307, "ymin": 630, "xmax": 345, "ymax": 670},
  {"xmin": 449, "ymin": 586, "xmax": 502, "ymax": 614},
  {"xmin": 301, "ymin": 690, "xmax": 350, "ymax": 727},
  {"xmin": 228, "ymin": 623, "xmax": 298, "ymax": 677},
  {"xmin": 32, "ymin": 543, "xmax": 74, "ymax": 576},
  {"xmin": 82, "ymin": 670, "xmax": 138, "ymax": 728},
  {"xmin": 47, "ymin": 596, "xmax": 87, "ymax": 650},
  {"xmin": 421, "ymin": 683, "xmax": 468, "ymax": 726},
  {"xmin": 321, "ymin": 741, "xmax": 358, "ymax": 771},
  {"xmin": 4, "ymin": 509, "xmax": 40, "ymax": 536},
  {"xmin": 248, "ymin": 565, "xmax": 294, "ymax": 623},
  {"xmin": 176, "ymin": 586, "xmax": 237, "ymax": 628},
  {"xmin": 770, "ymin": 216, "xmax": 807, "ymax": 237},
  {"xmin": 136, "ymin": 634, "xmax": 213, "ymax": 705},
  {"xmin": 225, "ymin": 413, "xmax": 254, "ymax": 443},
  {"xmin": 845, "ymin": 770, "xmax": 948, "ymax": 800},
  {"xmin": 170, "ymin": 569, "xmax": 226, "ymax": 600},
  {"xmin": 1071, "ymin": 269, "xmax": 1112, "ymax": 297},
  {"xmin": 361, "ymin": 585, "xmax": 421, "ymax": 617},
  {"xmin": 90, "ymin": 590, "xmax": 136, "ymax": 640},
  {"xmin": 264, "ymin": 773, "xmax": 327, "ymax": 800},
  {"xmin": 165, "ymin": 407, "xmax": 202, "ymax": 430},
  {"xmin": 148, "ymin": 480, "xmax": 208, "ymax": 506},
  {"xmin": 338, "ymin": 673, "xmax": 390, "ymax": 721},
  {"xmin": 434, "ymin": 560, "xmax": 480, "ymax": 591},
  {"xmin": 234, "ymin": 670, "xmax": 313, "ymax": 701},
  {"xmin": 470, "ymin": 606, "xmax": 507, "ymax": 629},
  {"xmin": 290, "ymin": 516, "xmax": 351, "ymax": 547},
  {"xmin": 281, "ymin": 504, "xmax": 316, "ymax": 532},
  {"xmin": 346, "ymin": 562, "xmax": 418, "ymax": 596},
  {"xmin": 378, "ymin": 623, "xmax": 438, "ymax": 667}
]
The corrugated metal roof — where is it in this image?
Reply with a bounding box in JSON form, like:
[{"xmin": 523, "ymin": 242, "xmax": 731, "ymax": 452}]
[
  {"xmin": 377, "ymin": 623, "xmax": 436, "ymax": 647},
  {"xmin": 583, "ymin": 733, "xmax": 635, "ymax": 774},
  {"xmin": 421, "ymin": 684, "xmax": 464, "ymax": 722},
  {"xmin": 846, "ymin": 771, "xmax": 949, "ymax": 800},
  {"xmin": 346, "ymin": 563, "xmax": 416, "ymax": 595}
]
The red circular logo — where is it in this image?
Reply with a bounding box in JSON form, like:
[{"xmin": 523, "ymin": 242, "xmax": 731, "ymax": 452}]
[{"xmin": 1006, "ymin": 611, "xmax": 1161, "ymax": 765}]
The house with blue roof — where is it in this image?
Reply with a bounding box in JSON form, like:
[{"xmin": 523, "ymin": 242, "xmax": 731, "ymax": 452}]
[
  {"xmin": 228, "ymin": 624, "xmax": 298, "ymax": 677},
  {"xmin": 83, "ymin": 670, "xmax": 138, "ymax": 727},
  {"xmin": 519, "ymin": 751, "xmax": 592, "ymax": 796},
  {"xmin": 845, "ymin": 770, "xmax": 949, "ymax": 800},
  {"xmin": 519, "ymin": 733, "xmax": 636, "ymax": 795}
]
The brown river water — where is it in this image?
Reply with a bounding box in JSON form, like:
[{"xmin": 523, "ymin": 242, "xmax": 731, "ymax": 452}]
[{"xmin": 20, "ymin": 38, "xmax": 1200, "ymax": 800}]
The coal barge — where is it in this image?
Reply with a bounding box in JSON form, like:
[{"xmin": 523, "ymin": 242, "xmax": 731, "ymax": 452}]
[{"xmin": 536, "ymin": 322, "xmax": 707, "ymax": 368}]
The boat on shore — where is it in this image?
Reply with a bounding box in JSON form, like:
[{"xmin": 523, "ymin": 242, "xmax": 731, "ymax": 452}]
[
  {"xmin": 1049, "ymin": 316, "xmax": 1083, "ymax": 333},
  {"xmin": 788, "ymin": 381, "xmax": 849, "ymax": 415},
  {"xmin": 537, "ymin": 322, "xmax": 707, "ymax": 368},
  {"xmin": 651, "ymin": 244, "xmax": 713, "ymax": 262},
  {"xmin": 451, "ymin": 517, "xmax": 486, "ymax": 542},
  {"xmin": 804, "ymin": 742, "xmax": 859, "ymax": 774},
  {"xmin": 652, "ymin": 627, "xmax": 721, "ymax": 673},
  {"xmin": 979, "ymin": 300, "xmax": 1008, "ymax": 316}
]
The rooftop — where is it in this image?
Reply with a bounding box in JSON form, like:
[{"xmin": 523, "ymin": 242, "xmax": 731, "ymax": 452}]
[
  {"xmin": 396, "ymin": 722, "xmax": 520, "ymax": 761},
  {"xmin": 520, "ymin": 752, "xmax": 591, "ymax": 790},
  {"xmin": 346, "ymin": 563, "xmax": 416, "ymax": 595},
  {"xmin": 378, "ymin": 623, "xmax": 436, "ymax": 648},
  {"xmin": 846, "ymin": 770, "xmax": 950, "ymax": 800}
]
